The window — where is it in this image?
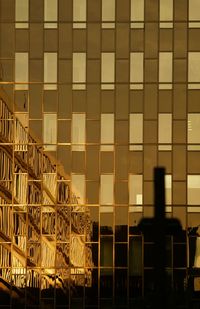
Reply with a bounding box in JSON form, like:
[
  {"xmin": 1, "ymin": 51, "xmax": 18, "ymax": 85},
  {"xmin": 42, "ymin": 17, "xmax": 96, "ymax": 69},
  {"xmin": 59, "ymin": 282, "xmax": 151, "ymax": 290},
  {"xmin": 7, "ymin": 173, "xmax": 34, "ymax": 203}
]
[
  {"xmin": 129, "ymin": 114, "xmax": 143, "ymax": 150},
  {"xmin": 73, "ymin": 0, "xmax": 86, "ymax": 28},
  {"xmin": 130, "ymin": 0, "xmax": 144, "ymax": 28},
  {"xmin": 101, "ymin": 114, "xmax": 114, "ymax": 151},
  {"xmin": 14, "ymin": 113, "xmax": 28, "ymax": 151},
  {"xmin": 15, "ymin": 53, "xmax": 28, "ymax": 90},
  {"xmin": 102, "ymin": 0, "xmax": 115, "ymax": 28},
  {"xmin": 44, "ymin": 0, "xmax": 58, "ymax": 28},
  {"xmin": 43, "ymin": 114, "xmax": 57, "ymax": 151},
  {"xmin": 129, "ymin": 175, "xmax": 143, "ymax": 212},
  {"xmin": 188, "ymin": 175, "xmax": 200, "ymax": 205},
  {"xmin": 159, "ymin": 0, "xmax": 173, "ymax": 28},
  {"xmin": 159, "ymin": 52, "xmax": 173, "ymax": 89},
  {"xmin": 44, "ymin": 53, "xmax": 57, "ymax": 90},
  {"xmin": 72, "ymin": 113, "xmax": 86, "ymax": 151},
  {"xmin": 101, "ymin": 53, "xmax": 115, "ymax": 89},
  {"xmin": 72, "ymin": 174, "xmax": 85, "ymax": 205},
  {"xmin": 100, "ymin": 175, "xmax": 114, "ymax": 212},
  {"xmin": 43, "ymin": 173, "xmax": 57, "ymax": 199},
  {"xmin": 130, "ymin": 53, "xmax": 144, "ymax": 89},
  {"xmin": 158, "ymin": 114, "xmax": 172, "ymax": 150},
  {"xmin": 188, "ymin": 53, "xmax": 200, "ymax": 89},
  {"xmin": 165, "ymin": 175, "xmax": 172, "ymax": 206},
  {"xmin": 14, "ymin": 172, "xmax": 28, "ymax": 204},
  {"xmin": 188, "ymin": 114, "xmax": 200, "ymax": 150},
  {"xmin": 189, "ymin": 0, "xmax": 200, "ymax": 28},
  {"xmin": 72, "ymin": 53, "xmax": 86, "ymax": 90},
  {"xmin": 15, "ymin": 0, "xmax": 29, "ymax": 28}
]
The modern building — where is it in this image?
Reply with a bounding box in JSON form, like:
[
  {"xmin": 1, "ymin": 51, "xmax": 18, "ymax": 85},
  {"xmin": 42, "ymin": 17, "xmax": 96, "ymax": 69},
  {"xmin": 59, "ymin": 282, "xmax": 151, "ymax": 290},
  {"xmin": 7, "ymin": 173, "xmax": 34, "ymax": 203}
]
[{"xmin": 1, "ymin": 0, "xmax": 200, "ymax": 308}]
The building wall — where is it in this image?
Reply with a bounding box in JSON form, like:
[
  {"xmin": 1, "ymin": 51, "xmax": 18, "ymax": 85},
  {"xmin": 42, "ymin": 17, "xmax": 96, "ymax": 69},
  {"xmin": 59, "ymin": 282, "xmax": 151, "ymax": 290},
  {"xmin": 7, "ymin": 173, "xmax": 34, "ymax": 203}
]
[{"xmin": 1, "ymin": 0, "xmax": 200, "ymax": 307}]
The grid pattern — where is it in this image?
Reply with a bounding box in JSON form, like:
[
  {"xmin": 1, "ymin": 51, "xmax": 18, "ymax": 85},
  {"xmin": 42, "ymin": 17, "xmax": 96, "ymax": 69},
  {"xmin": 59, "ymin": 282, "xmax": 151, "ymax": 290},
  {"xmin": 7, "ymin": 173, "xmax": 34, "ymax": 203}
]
[{"xmin": 1, "ymin": 0, "xmax": 200, "ymax": 308}]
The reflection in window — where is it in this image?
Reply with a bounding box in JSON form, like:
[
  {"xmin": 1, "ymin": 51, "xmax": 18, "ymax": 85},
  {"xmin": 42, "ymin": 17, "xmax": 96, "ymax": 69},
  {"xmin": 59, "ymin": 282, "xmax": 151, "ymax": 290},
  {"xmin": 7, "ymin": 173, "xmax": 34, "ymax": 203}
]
[
  {"xmin": 43, "ymin": 113, "xmax": 57, "ymax": 151},
  {"xmin": 14, "ymin": 113, "xmax": 28, "ymax": 151},
  {"xmin": 188, "ymin": 53, "xmax": 200, "ymax": 89},
  {"xmin": 44, "ymin": 53, "xmax": 57, "ymax": 90},
  {"xmin": 189, "ymin": 0, "xmax": 200, "ymax": 28},
  {"xmin": 130, "ymin": 0, "xmax": 144, "ymax": 28},
  {"xmin": 15, "ymin": 113, "xmax": 28, "ymax": 129},
  {"xmin": 73, "ymin": 0, "xmax": 86, "ymax": 28},
  {"xmin": 129, "ymin": 174, "xmax": 143, "ymax": 212},
  {"xmin": 72, "ymin": 174, "xmax": 85, "ymax": 205},
  {"xmin": 129, "ymin": 114, "xmax": 143, "ymax": 150},
  {"xmin": 15, "ymin": 0, "xmax": 29, "ymax": 28},
  {"xmin": 44, "ymin": 0, "xmax": 58, "ymax": 28},
  {"xmin": 101, "ymin": 53, "xmax": 115, "ymax": 89},
  {"xmin": 102, "ymin": 0, "xmax": 115, "ymax": 28},
  {"xmin": 72, "ymin": 113, "xmax": 86, "ymax": 151},
  {"xmin": 159, "ymin": 52, "xmax": 173, "ymax": 89},
  {"xmin": 14, "ymin": 172, "xmax": 28, "ymax": 204},
  {"xmin": 73, "ymin": 53, "xmax": 86, "ymax": 90},
  {"xmin": 100, "ymin": 175, "xmax": 114, "ymax": 212},
  {"xmin": 101, "ymin": 114, "xmax": 114, "ymax": 151},
  {"xmin": 188, "ymin": 114, "xmax": 200, "ymax": 150},
  {"xmin": 188, "ymin": 175, "xmax": 200, "ymax": 205},
  {"xmin": 159, "ymin": 0, "xmax": 173, "ymax": 28},
  {"xmin": 158, "ymin": 114, "xmax": 172, "ymax": 150},
  {"xmin": 15, "ymin": 53, "xmax": 28, "ymax": 90},
  {"xmin": 130, "ymin": 53, "xmax": 144, "ymax": 89},
  {"xmin": 43, "ymin": 173, "xmax": 57, "ymax": 199}
]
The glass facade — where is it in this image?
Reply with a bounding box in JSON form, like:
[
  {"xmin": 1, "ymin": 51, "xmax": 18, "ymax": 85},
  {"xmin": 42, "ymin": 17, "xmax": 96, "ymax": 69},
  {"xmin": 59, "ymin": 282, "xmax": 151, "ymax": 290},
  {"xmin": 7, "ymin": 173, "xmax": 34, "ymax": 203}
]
[{"xmin": 0, "ymin": 0, "xmax": 200, "ymax": 308}]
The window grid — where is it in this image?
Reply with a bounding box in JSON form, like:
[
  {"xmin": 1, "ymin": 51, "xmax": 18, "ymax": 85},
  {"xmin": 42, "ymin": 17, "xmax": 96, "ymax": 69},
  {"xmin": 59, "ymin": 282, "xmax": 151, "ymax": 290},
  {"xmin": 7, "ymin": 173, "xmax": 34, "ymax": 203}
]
[{"xmin": 1, "ymin": 0, "xmax": 200, "ymax": 307}]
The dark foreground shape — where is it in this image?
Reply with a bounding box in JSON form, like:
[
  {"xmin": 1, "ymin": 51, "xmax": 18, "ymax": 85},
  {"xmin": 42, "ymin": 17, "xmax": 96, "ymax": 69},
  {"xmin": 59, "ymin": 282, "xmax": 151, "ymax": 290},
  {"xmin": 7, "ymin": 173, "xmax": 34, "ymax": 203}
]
[{"xmin": 139, "ymin": 167, "xmax": 182, "ymax": 309}]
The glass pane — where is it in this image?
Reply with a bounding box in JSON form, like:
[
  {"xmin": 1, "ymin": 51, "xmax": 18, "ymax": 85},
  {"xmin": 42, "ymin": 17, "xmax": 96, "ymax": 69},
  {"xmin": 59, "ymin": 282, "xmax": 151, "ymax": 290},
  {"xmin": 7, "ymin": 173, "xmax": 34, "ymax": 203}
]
[
  {"xmin": 43, "ymin": 113, "xmax": 57, "ymax": 151},
  {"xmin": 194, "ymin": 237, "xmax": 200, "ymax": 267},
  {"xmin": 72, "ymin": 113, "xmax": 86, "ymax": 151},
  {"xmin": 73, "ymin": 0, "xmax": 86, "ymax": 28},
  {"xmin": 73, "ymin": 53, "xmax": 86, "ymax": 85},
  {"xmin": 160, "ymin": 0, "xmax": 173, "ymax": 21},
  {"xmin": 115, "ymin": 244, "xmax": 127, "ymax": 267},
  {"xmin": 44, "ymin": 53, "xmax": 57, "ymax": 88},
  {"xmin": 100, "ymin": 237, "xmax": 113, "ymax": 267},
  {"xmin": 102, "ymin": 0, "xmax": 115, "ymax": 22},
  {"xmin": 129, "ymin": 114, "xmax": 143, "ymax": 145},
  {"xmin": 71, "ymin": 174, "xmax": 85, "ymax": 205},
  {"xmin": 131, "ymin": 0, "xmax": 144, "ymax": 28},
  {"xmin": 15, "ymin": 53, "xmax": 28, "ymax": 90},
  {"xmin": 165, "ymin": 175, "xmax": 172, "ymax": 205},
  {"xmin": 188, "ymin": 114, "xmax": 200, "ymax": 143},
  {"xmin": 100, "ymin": 175, "xmax": 114, "ymax": 205},
  {"xmin": 188, "ymin": 52, "xmax": 200, "ymax": 82},
  {"xmin": 73, "ymin": 0, "xmax": 86, "ymax": 21},
  {"xmin": 44, "ymin": 0, "xmax": 57, "ymax": 21},
  {"xmin": 189, "ymin": 0, "xmax": 200, "ymax": 21},
  {"xmin": 130, "ymin": 53, "xmax": 144, "ymax": 84},
  {"xmin": 101, "ymin": 53, "xmax": 115, "ymax": 84},
  {"xmin": 159, "ymin": 52, "xmax": 173, "ymax": 83},
  {"xmin": 158, "ymin": 114, "xmax": 172, "ymax": 143},
  {"xmin": 101, "ymin": 114, "xmax": 114, "ymax": 150},
  {"xmin": 129, "ymin": 175, "xmax": 143, "ymax": 205},
  {"xmin": 188, "ymin": 175, "xmax": 200, "ymax": 205},
  {"xmin": 131, "ymin": 0, "xmax": 144, "ymax": 21},
  {"xmin": 15, "ymin": 0, "xmax": 28, "ymax": 24}
]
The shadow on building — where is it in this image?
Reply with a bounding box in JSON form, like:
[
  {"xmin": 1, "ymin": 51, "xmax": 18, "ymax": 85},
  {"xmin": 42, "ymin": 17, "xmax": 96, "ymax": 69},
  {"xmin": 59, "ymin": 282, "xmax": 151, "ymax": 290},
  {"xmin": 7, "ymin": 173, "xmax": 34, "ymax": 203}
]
[{"xmin": 92, "ymin": 168, "xmax": 200, "ymax": 309}]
